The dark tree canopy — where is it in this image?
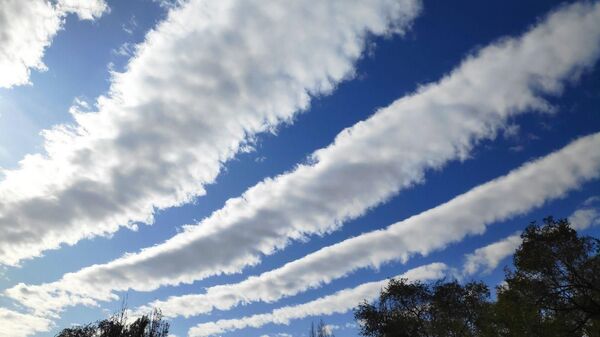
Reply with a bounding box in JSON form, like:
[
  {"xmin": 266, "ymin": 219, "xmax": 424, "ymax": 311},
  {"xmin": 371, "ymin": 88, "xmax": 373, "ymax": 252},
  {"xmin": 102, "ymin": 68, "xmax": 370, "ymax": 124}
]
[
  {"xmin": 55, "ymin": 309, "xmax": 169, "ymax": 337},
  {"xmin": 494, "ymin": 217, "xmax": 600, "ymax": 336},
  {"xmin": 355, "ymin": 279, "xmax": 491, "ymax": 337},
  {"xmin": 354, "ymin": 217, "xmax": 600, "ymax": 337}
]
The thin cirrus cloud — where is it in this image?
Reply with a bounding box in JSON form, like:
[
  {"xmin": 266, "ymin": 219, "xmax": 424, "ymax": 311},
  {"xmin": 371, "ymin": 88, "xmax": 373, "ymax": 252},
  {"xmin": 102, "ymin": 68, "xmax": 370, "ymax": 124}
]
[
  {"xmin": 0, "ymin": 0, "xmax": 421, "ymax": 266},
  {"xmin": 6, "ymin": 0, "xmax": 600, "ymax": 316},
  {"xmin": 188, "ymin": 263, "xmax": 448, "ymax": 337},
  {"xmin": 137, "ymin": 132, "xmax": 600, "ymax": 319},
  {"xmin": 0, "ymin": 0, "xmax": 107, "ymax": 89}
]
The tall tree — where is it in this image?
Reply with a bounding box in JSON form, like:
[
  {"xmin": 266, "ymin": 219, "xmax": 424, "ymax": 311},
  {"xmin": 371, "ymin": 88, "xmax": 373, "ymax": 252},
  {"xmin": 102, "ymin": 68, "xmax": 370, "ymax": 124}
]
[
  {"xmin": 354, "ymin": 217, "xmax": 600, "ymax": 337},
  {"xmin": 494, "ymin": 217, "xmax": 600, "ymax": 336}
]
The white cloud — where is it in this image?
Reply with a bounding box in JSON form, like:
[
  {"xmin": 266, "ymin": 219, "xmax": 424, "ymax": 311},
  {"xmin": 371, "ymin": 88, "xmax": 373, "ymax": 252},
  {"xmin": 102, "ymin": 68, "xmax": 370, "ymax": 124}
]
[
  {"xmin": 0, "ymin": 308, "xmax": 53, "ymax": 337},
  {"xmin": 0, "ymin": 0, "xmax": 107, "ymax": 88},
  {"xmin": 569, "ymin": 196, "xmax": 600, "ymax": 230},
  {"xmin": 136, "ymin": 132, "xmax": 600, "ymax": 319},
  {"xmin": 462, "ymin": 233, "xmax": 522, "ymax": 276},
  {"xmin": 7, "ymin": 1, "xmax": 600, "ymax": 316},
  {"xmin": 0, "ymin": 0, "xmax": 421, "ymax": 266},
  {"xmin": 188, "ymin": 263, "xmax": 447, "ymax": 337}
]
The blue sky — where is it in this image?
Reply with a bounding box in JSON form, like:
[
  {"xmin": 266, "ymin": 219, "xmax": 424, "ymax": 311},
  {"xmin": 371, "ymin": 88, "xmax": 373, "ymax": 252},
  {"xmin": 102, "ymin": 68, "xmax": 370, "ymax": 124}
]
[{"xmin": 0, "ymin": 0, "xmax": 599, "ymax": 336}]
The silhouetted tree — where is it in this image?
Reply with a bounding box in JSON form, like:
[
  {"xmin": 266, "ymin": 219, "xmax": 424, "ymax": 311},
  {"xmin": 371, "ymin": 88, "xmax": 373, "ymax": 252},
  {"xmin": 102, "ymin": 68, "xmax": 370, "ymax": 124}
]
[
  {"xmin": 55, "ymin": 308, "xmax": 169, "ymax": 337},
  {"xmin": 354, "ymin": 217, "xmax": 600, "ymax": 337},
  {"xmin": 355, "ymin": 279, "xmax": 491, "ymax": 337},
  {"xmin": 493, "ymin": 217, "xmax": 600, "ymax": 336}
]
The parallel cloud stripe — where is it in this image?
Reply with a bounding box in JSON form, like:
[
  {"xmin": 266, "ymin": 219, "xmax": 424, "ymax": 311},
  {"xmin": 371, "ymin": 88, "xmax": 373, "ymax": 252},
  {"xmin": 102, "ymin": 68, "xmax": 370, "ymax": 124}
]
[
  {"xmin": 0, "ymin": 0, "xmax": 107, "ymax": 88},
  {"xmin": 188, "ymin": 263, "xmax": 448, "ymax": 337},
  {"xmin": 7, "ymin": 1, "xmax": 600, "ymax": 316},
  {"xmin": 0, "ymin": 0, "xmax": 420, "ymax": 266},
  {"xmin": 140, "ymin": 132, "xmax": 600, "ymax": 318}
]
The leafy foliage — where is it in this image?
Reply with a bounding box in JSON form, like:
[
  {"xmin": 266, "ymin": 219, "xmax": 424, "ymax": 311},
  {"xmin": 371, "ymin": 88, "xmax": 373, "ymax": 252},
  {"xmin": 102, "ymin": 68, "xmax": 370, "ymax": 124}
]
[
  {"xmin": 354, "ymin": 217, "xmax": 600, "ymax": 337},
  {"xmin": 494, "ymin": 217, "xmax": 600, "ymax": 336},
  {"xmin": 355, "ymin": 279, "xmax": 491, "ymax": 337}
]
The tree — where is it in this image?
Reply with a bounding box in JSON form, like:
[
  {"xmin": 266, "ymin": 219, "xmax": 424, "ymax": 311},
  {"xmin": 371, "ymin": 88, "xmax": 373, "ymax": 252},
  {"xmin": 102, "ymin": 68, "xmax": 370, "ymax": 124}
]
[
  {"xmin": 493, "ymin": 217, "xmax": 600, "ymax": 336},
  {"xmin": 354, "ymin": 279, "xmax": 491, "ymax": 337},
  {"xmin": 55, "ymin": 308, "xmax": 170, "ymax": 337},
  {"xmin": 353, "ymin": 217, "xmax": 600, "ymax": 337}
]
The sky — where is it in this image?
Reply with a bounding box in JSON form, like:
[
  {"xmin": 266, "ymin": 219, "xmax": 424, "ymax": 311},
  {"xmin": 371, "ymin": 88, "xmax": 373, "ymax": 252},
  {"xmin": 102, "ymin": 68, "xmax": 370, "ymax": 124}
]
[{"xmin": 0, "ymin": 0, "xmax": 599, "ymax": 336}]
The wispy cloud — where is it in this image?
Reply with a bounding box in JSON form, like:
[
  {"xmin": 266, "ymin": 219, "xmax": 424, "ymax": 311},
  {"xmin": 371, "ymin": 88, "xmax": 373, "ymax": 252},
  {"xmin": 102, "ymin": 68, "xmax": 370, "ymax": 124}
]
[
  {"xmin": 122, "ymin": 15, "xmax": 137, "ymax": 35},
  {"xmin": 113, "ymin": 42, "xmax": 136, "ymax": 58},
  {"xmin": 188, "ymin": 263, "xmax": 447, "ymax": 337},
  {"xmin": 0, "ymin": 0, "xmax": 420, "ymax": 266},
  {"xmin": 0, "ymin": 0, "xmax": 107, "ymax": 88},
  {"xmin": 7, "ymin": 1, "xmax": 600, "ymax": 319}
]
